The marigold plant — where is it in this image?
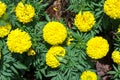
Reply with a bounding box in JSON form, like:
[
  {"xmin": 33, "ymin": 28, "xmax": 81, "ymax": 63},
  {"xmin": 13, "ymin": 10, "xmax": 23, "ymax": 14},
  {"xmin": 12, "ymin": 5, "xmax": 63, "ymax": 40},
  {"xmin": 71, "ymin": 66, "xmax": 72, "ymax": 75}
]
[{"xmin": 0, "ymin": 0, "xmax": 120, "ymax": 80}]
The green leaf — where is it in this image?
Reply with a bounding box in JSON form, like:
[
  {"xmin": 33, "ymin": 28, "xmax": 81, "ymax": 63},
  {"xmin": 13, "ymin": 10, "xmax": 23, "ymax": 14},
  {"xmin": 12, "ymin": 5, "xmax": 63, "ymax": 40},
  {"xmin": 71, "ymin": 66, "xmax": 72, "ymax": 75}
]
[
  {"xmin": 108, "ymin": 71, "xmax": 116, "ymax": 74},
  {"xmin": 0, "ymin": 19, "xmax": 7, "ymax": 26},
  {"xmin": 45, "ymin": 13, "xmax": 51, "ymax": 22},
  {"xmin": 13, "ymin": 62, "xmax": 27, "ymax": 70},
  {"xmin": 10, "ymin": 66, "xmax": 19, "ymax": 75},
  {"xmin": 2, "ymin": 71, "xmax": 13, "ymax": 77},
  {"xmin": 46, "ymin": 71, "xmax": 57, "ymax": 77}
]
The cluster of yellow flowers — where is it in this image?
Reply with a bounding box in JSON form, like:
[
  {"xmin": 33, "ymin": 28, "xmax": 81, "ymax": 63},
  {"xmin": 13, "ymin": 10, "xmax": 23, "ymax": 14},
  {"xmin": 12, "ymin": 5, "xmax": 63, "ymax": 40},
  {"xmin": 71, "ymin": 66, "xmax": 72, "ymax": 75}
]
[
  {"xmin": 80, "ymin": 70, "xmax": 97, "ymax": 80},
  {"xmin": 104, "ymin": 0, "xmax": 120, "ymax": 19},
  {"xmin": 0, "ymin": 24, "xmax": 11, "ymax": 38},
  {"xmin": 74, "ymin": 11, "xmax": 95, "ymax": 32},
  {"xmin": 0, "ymin": 1, "xmax": 6, "ymax": 17},
  {"xmin": 112, "ymin": 51, "xmax": 120, "ymax": 64},
  {"xmin": 86, "ymin": 36, "xmax": 109, "ymax": 59},
  {"xmin": 46, "ymin": 46, "xmax": 66, "ymax": 68},
  {"xmin": 7, "ymin": 28, "xmax": 32, "ymax": 54},
  {"xmin": 43, "ymin": 21, "xmax": 67, "ymax": 45},
  {"xmin": 15, "ymin": 2, "xmax": 35, "ymax": 24}
]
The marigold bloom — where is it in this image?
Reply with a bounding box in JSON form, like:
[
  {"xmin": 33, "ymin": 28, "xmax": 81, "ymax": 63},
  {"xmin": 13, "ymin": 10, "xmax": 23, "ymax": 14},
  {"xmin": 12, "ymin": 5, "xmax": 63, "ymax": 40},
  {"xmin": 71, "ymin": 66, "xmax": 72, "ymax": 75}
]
[
  {"xmin": 74, "ymin": 11, "xmax": 95, "ymax": 32},
  {"xmin": 80, "ymin": 70, "xmax": 97, "ymax": 80},
  {"xmin": 0, "ymin": 1, "xmax": 6, "ymax": 17},
  {"xmin": 104, "ymin": 0, "xmax": 120, "ymax": 19},
  {"xmin": 43, "ymin": 21, "xmax": 67, "ymax": 45},
  {"xmin": 46, "ymin": 53, "xmax": 60, "ymax": 68},
  {"xmin": 86, "ymin": 36, "xmax": 109, "ymax": 59},
  {"xmin": 46, "ymin": 46, "xmax": 66, "ymax": 68},
  {"xmin": 7, "ymin": 28, "xmax": 32, "ymax": 54},
  {"xmin": 112, "ymin": 51, "xmax": 120, "ymax": 64},
  {"xmin": 15, "ymin": 2, "xmax": 35, "ymax": 23},
  {"xmin": 0, "ymin": 24, "xmax": 11, "ymax": 38},
  {"xmin": 28, "ymin": 48, "xmax": 36, "ymax": 56}
]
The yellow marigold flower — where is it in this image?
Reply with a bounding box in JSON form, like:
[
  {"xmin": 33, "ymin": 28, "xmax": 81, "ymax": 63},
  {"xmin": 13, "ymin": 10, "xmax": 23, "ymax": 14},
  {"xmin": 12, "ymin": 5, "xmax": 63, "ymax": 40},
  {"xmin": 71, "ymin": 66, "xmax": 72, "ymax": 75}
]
[
  {"xmin": 46, "ymin": 46, "xmax": 66, "ymax": 68},
  {"xmin": 28, "ymin": 48, "xmax": 36, "ymax": 56},
  {"xmin": 15, "ymin": 2, "xmax": 35, "ymax": 23},
  {"xmin": 104, "ymin": 0, "xmax": 120, "ymax": 19},
  {"xmin": 43, "ymin": 21, "xmax": 67, "ymax": 45},
  {"xmin": 48, "ymin": 46, "xmax": 66, "ymax": 56},
  {"xmin": 80, "ymin": 70, "xmax": 97, "ymax": 80},
  {"xmin": 0, "ymin": 1, "xmax": 6, "ymax": 17},
  {"xmin": 86, "ymin": 36, "xmax": 109, "ymax": 59},
  {"xmin": 74, "ymin": 11, "xmax": 95, "ymax": 32},
  {"xmin": 0, "ymin": 24, "xmax": 11, "ymax": 38},
  {"xmin": 7, "ymin": 28, "xmax": 32, "ymax": 54},
  {"xmin": 112, "ymin": 51, "xmax": 120, "ymax": 64},
  {"xmin": 46, "ymin": 53, "xmax": 60, "ymax": 68}
]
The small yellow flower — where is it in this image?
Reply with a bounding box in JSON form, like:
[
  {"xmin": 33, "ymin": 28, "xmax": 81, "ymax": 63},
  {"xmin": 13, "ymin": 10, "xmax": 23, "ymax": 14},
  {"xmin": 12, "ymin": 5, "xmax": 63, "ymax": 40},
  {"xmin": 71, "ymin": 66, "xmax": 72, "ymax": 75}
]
[
  {"xmin": 86, "ymin": 36, "xmax": 109, "ymax": 59},
  {"xmin": 66, "ymin": 37, "xmax": 74, "ymax": 46},
  {"xmin": 15, "ymin": 2, "xmax": 35, "ymax": 23},
  {"xmin": 46, "ymin": 46, "xmax": 66, "ymax": 68},
  {"xmin": 112, "ymin": 51, "xmax": 120, "ymax": 64},
  {"xmin": 43, "ymin": 21, "xmax": 67, "ymax": 45},
  {"xmin": 104, "ymin": 0, "xmax": 120, "ymax": 19},
  {"xmin": 117, "ymin": 25, "xmax": 120, "ymax": 33},
  {"xmin": 74, "ymin": 11, "xmax": 95, "ymax": 32},
  {"xmin": 80, "ymin": 70, "xmax": 97, "ymax": 80},
  {"xmin": 0, "ymin": 24, "xmax": 11, "ymax": 38},
  {"xmin": 7, "ymin": 28, "xmax": 32, "ymax": 54},
  {"xmin": 0, "ymin": 1, "xmax": 6, "ymax": 17},
  {"xmin": 53, "ymin": 7, "xmax": 57, "ymax": 11},
  {"xmin": 28, "ymin": 48, "xmax": 36, "ymax": 56}
]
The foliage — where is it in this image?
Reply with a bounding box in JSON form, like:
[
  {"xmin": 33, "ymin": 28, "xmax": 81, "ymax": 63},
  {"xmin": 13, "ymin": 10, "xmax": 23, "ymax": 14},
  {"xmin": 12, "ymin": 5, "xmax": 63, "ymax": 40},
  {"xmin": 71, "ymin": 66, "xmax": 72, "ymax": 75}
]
[{"xmin": 0, "ymin": 0, "xmax": 120, "ymax": 80}]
